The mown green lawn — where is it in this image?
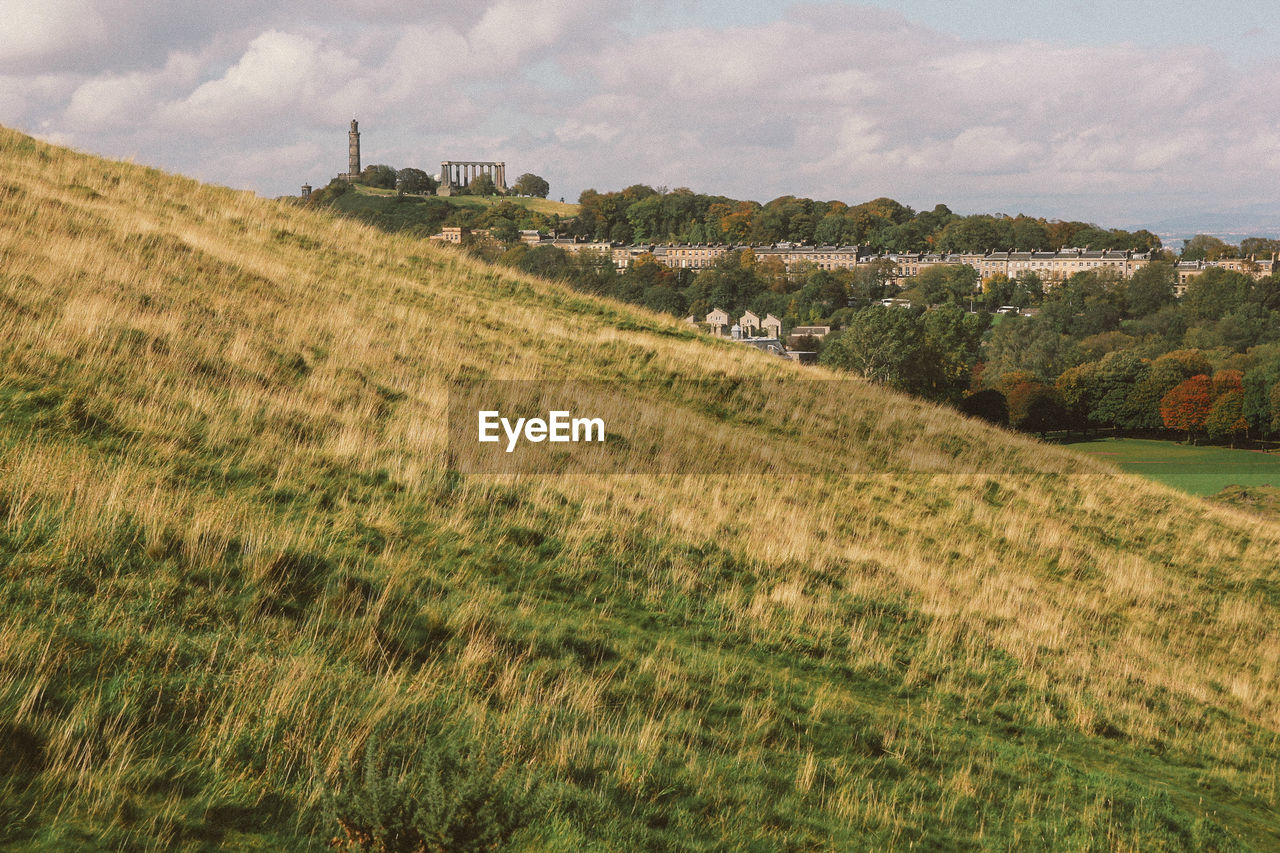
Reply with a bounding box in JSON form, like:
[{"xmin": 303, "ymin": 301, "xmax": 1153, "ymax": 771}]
[
  {"xmin": 1063, "ymin": 437, "xmax": 1280, "ymax": 495},
  {"xmin": 352, "ymin": 184, "xmax": 579, "ymax": 215}
]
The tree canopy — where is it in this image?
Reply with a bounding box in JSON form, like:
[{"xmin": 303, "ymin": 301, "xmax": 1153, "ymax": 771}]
[
  {"xmin": 467, "ymin": 173, "xmax": 497, "ymax": 196},
  {"xmin": 396, "ymin": 167, "xmax": 436, "ymax": 195},
  {"xmin": 357, "ymin": 164, "xmax": 397, "ymax": 190},
  {"xmin": 513, "ymin": 173, "xmax": 550, "ymax": 198}
]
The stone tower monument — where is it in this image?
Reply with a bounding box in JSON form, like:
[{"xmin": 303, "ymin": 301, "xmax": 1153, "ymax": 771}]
[{"xmin": 348, "ymin": 119, "xmax": 361, "ymax": 181}]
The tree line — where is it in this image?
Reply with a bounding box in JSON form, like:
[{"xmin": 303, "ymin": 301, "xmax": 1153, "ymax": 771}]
[
  {"xmin": 571, "ymin": 186, "xmax": 1164, "ymax": 254},
  {"xmin": 309, "ymin": 166, "xmax": 550, "ymax": 201},
  {"xmin": 821, "ymin": 262, "xmax": 1280, "ymax": 444}
]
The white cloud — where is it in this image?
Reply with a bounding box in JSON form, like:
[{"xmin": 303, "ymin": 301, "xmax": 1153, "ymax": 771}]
[
  {"xmin": 0, "ymin": 0, "xmax": 109, "ymax": 66},
  {"xmin": 0, "ymin": 1, "xmax": 1275, "ymax": 224},
  {"xmin": 468, "ymin": 0, "xmax": 567, "ymax": 61},
  {"xmin": 158, "ymin": 31, "xmax": 360, "ymax": 130},
  {"xmin": 554, "ymin": 119, "xmax": 619, "ymax": 144},
  {"xmin": 64, "ymin": 53, "xmax": 202, "ymax": 131}
]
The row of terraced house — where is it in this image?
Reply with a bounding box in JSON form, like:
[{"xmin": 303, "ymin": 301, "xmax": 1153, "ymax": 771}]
[{"xmin": 525, "ymin": 234, "xmax": 1278, "ymax": 295}]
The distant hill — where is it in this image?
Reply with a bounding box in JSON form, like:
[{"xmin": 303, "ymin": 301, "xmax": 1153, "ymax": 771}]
[
  {"xmin": 1, "ymin": 126, "xmax": 1278, "ymax": 850},
  {"xmin": 311, "ymin": 182, "xmax": 578, "ymax": 239},
  {"xmin": 1134, "ymin": 205, "xmax": 1280, "ymax": 249}
]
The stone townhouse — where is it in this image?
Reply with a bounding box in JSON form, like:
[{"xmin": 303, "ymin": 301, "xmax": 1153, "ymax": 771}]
[
  {"xmin": 666, "ymin": 245, "xmax": 730, "ymax": 269},
  {"xmin": 522, "ymin": 235, "xmax": 1164, "ymax": 288},
  {"xmin": 1174, "ymin": 255, "xmax": 1279, "ymax": 296},
  {"xmin": 705, "ymin": 308, "xmax": 731, "ymax": 336},
  {"xmin": 753, "ymin": 244, "xmax": 863, "ymax": 273},
  {"xmin": 889, "ymin": 248, "xmax": 1154, "ymax": 286}
]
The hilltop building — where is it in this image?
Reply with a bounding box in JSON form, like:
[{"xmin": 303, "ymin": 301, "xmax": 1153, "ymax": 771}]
[
  {"xmin": 439, "ymin": 161, "xmax": 507, "ymax": 196},
  {"xmin": 336, "ymin": 120, "xmax": 361, "ymax": 182},
  {"xmin": 314, "ymin": 121, "xmax": 511, "ymax": 195}
]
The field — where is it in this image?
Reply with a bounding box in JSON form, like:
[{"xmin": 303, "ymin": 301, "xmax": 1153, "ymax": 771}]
[
  {"xmin": 0, "ymin": 126, "xmax": 1279, "ymax": 850},
  {"xmin": 1064, "ymin": 437, "xmax": 1280, "ymax": 495}
]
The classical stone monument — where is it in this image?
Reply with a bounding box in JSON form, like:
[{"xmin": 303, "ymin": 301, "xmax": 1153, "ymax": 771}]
[
  {"xmin": 326, "ymin": 121, "xmax": 510, "ymax": 196},
  {"xmin": 439, "ymin": 160, "xmax": 506, "ymax": 196},
  {"xmin": 347, "ymin": 119, "xmax": 361, "ymax": 181}
]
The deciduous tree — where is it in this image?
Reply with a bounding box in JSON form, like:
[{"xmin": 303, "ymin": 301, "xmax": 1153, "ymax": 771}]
[
  {"xmin": 820, "ymin": 306, "xmax": 923, "ymax": 389},
  {"xmin": 1205, "ymin": 390, "xmax": 1248, "ymax": 445},
  {"xmin": 468, "ymin": 173, "xmax": 497, "ymax": 196},
  {"xmin": 958, "ymin": 389, "xmax": 1009, "ymax": 426},
  {"xmin": 396, "ymin": 167, "xmax": 435, "ymax": 195},
  {"xmin": 1160, "ymin": 375, "xmax": 1214, "ymax": 442},
  {"xmin": 1006, "ymin": 381, "xmax": 1065, "ymax": 435},
  {"xmin": 358, "ymin": 164, "xmax": 398, "ymax": 190},
  {"xmin": 513, "ymin": 173, "xmax": 550, "ymax": 198}
]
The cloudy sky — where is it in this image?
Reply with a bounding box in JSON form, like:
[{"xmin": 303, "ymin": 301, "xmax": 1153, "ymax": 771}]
[{"xmin": 4, "ymin": 0, "xmax": 1278, "ymax": 232}]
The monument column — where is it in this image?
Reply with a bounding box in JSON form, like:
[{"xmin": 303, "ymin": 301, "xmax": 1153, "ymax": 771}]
[{"xmin": 348, "ymin": 119, "xmax": 361, "ymax": 180}]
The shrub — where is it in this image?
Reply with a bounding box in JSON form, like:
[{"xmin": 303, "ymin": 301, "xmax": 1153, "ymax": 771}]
[{"xmin": 325, "ymin": 733, "xmax": 542, "ymax": 852}]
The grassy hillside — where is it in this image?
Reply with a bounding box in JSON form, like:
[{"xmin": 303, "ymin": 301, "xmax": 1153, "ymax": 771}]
[
  {"xmin": 348, "ymin": 183, "xmax": 578, "ymax": 213},
  {"xmin": 1, "ymin": 126, "xmax": 1279, "ymax": 851},
  {"xmin": 344, "ymin": 183, "xmax": 574, "ymax": 220}
]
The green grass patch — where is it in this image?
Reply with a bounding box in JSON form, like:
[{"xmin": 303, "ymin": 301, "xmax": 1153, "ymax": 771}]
[
  {"xmin": 1062, "ymin": 437, "xmax": 1280, "ymax": 495},
  {"xmin": 351, "ymin": 183, "xmax": 578, "ymax": 216}
]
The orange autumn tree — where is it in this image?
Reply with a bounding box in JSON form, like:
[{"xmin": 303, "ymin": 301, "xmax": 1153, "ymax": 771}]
[
  {"xmin": 1212, "ymin": 369, "xmax": 1244, "ymax": 397},
  {"xmin": 1160, "ymin": 374, "xmax": 1214, "ymax": 442}
]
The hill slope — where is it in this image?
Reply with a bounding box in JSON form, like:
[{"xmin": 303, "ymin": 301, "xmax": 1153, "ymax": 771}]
[
  {"xmin": 320, "ymin": 183, "xmax": 577, "ymax": 238},
  {"xmin": 345, "ymin": 182, "xmax": 579, "ymax": 214},
  {"xmin": 0, "ymin": 127, "xmax": 1278, "ymax": 850}
]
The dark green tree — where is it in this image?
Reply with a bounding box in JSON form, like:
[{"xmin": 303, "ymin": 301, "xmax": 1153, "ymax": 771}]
[
  {"xmin": 1089, "ymin": 350, "xmax": 1148, "ymax": 428},
  {"xmin": 358, "ymin": 164, "xmax": 398, "ymax": 189},
  {"xmin": 468, "ymin": 173, "xmax": 497, "ymax": 196},
  {"xmin": 919, "ymin": 305, "xmax": 988, "ymax": 402},
  {"xmin": 1182, "ymin": 268, "xmax": 1251, "ymax": 321},
  {"xmin": 1205, "ymin": 390, "xmax": 1248, "ymax": 445},
  {"xmin": 1243, "ymin": 354, "xmax": 1280, "ymax": 437},
  {"xmin": 820, "ymin": 306, "xmax": 924, "ymax": 389},
  {"xmin": 1056, "ymin": 362, "xmax": 1100, "ymax": 431},
  {"xmin": 983, "ymin": 315, "xmax": 1083, "ymax": 382},
  {"xmin": 915, "ymin": 265, "xmax": 979, "ymax": 307},
  {"xmin": 1241, "ymin": 237, "xmax": 1280, "ymax": 257},
  {"xmin": 513, "ymin": 173, "xmax": 550, "ymax": 198},
  {"xmin": 1181, "ymin": 234, "xmax": 1232, "ymax": 261},
  {"xmin": 958, "ymin": 389, "xmax": 1009, "ymax": 425},
  {"xmin": 396, "ymin": 167, "xmax": 436, "ymax": 195},
  {"xmin": 1123, "ymin": 261, "xmax": 1175, "ymax": 318},
  {"xmin": 516, "ymin": 245, "xmax": 573, "ymax": 279},
  {"xmin": 1005, "ymin": 379, "xmax": 1066, "ymax": 434}
]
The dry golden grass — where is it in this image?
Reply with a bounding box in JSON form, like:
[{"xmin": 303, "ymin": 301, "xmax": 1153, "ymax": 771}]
[{"xmin": 1, "ymin": 126, "xmax": 1278, "ymax": 849}]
